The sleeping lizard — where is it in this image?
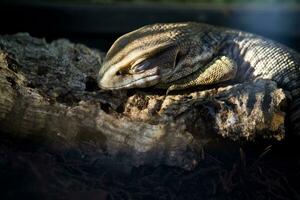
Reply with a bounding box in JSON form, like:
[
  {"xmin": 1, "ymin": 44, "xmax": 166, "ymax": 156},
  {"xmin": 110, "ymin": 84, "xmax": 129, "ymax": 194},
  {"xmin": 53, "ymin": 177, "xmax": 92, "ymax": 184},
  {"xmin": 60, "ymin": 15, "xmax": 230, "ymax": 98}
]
[{"xmin": 97, "ymin": 22, "xmax": 300, "ymax": 130}]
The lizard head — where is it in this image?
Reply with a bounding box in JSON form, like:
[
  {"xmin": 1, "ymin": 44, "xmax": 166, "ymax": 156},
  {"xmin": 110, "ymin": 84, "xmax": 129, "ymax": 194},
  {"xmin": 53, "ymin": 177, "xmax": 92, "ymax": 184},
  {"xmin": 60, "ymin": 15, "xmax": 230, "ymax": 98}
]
[{"xmin": 98, "ymin": 22, "xmax": 223, "ymax": 90}]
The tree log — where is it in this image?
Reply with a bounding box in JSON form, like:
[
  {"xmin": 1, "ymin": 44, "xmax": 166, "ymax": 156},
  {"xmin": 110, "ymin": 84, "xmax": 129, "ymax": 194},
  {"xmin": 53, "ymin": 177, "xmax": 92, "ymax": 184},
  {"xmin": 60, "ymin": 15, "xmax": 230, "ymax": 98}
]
[{"xmin": 0, "ymin": 33, "xmax": 287, "ymax": 170}]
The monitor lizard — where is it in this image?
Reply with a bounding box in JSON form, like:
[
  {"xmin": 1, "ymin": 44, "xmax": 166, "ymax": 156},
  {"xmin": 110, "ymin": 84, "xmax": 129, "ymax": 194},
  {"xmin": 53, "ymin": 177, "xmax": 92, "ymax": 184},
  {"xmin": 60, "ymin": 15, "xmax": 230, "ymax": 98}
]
[{"xmin": 97, "ymin": 22, "xmax": 300, "ymax": 130}]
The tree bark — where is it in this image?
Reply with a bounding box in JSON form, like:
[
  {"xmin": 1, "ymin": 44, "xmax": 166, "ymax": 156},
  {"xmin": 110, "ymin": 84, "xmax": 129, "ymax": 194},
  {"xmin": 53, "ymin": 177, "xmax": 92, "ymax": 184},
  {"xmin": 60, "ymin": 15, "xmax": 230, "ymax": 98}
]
[{"xmin": 0, "ymin": 33, "xmax": 287, "ymax": 170}]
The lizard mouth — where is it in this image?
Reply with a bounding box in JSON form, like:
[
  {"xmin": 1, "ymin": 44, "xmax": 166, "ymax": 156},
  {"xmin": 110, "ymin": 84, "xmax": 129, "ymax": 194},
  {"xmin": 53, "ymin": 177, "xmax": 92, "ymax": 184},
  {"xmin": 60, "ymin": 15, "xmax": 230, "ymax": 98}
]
[{"xmin": 99, "ymin": 65, "xmax": 160, "ymax": 90}]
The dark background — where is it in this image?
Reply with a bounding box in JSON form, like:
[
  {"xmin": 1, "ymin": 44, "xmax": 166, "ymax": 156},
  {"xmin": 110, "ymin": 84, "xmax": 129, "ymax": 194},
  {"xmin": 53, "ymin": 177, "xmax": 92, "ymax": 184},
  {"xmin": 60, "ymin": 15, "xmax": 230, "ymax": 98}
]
[{"xmin": 1, "ymin": 0, "xmax": 300, "ymax": 53}]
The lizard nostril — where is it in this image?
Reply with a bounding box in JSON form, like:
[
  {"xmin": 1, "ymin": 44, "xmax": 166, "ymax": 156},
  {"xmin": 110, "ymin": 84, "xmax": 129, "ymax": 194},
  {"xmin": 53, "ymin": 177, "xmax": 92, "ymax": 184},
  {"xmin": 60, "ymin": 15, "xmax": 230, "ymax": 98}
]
[{"xmin": 116, "ymin": 71, "xmax": 122, "ymax": 76}]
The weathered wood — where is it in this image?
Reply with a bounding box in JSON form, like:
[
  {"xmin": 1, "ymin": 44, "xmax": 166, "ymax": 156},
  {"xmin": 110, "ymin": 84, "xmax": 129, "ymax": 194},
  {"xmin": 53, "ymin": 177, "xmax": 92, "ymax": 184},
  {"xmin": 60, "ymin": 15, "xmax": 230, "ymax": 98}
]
[{"xmin": 0, "ymin": 33, "xmax": 287, "ymax": 170}]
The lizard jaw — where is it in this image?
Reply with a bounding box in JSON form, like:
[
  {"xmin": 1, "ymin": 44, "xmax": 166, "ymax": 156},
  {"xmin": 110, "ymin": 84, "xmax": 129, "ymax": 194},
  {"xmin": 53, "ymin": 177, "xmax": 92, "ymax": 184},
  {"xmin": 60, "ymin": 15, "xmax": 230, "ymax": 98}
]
[{"xmin": 98, "ymin": 67, "xmax": 160, "ymax": 90}]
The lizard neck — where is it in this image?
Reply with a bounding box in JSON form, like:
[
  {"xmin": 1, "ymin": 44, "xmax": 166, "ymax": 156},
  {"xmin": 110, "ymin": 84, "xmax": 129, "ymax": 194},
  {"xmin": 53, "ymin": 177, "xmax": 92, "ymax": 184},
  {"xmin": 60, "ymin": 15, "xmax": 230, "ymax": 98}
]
[{"xmin": 218, "ymin": 31, "xmax": 254, "ymax": 82}]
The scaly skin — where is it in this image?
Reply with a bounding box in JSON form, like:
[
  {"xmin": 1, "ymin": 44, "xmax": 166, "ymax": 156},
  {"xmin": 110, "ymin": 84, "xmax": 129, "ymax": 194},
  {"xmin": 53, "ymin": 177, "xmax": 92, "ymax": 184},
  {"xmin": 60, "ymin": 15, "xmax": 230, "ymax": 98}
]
[{"xmin": 97, "ymin": 22, "xmax": 300, "ymax": 129}]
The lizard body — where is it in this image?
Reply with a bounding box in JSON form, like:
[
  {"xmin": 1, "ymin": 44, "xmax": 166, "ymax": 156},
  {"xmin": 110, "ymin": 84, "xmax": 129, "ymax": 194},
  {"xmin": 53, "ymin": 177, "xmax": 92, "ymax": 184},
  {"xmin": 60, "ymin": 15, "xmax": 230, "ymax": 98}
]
[{"xmin": 97, "ymin": 22, "xmax": 300, "ymax": 129}]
